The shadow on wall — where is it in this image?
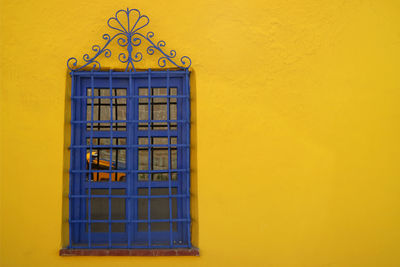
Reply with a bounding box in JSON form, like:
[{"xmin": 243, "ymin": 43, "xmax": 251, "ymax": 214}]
[{"xmin": 61, "ymin": 70, "xmax": 72, "ymax": 248}]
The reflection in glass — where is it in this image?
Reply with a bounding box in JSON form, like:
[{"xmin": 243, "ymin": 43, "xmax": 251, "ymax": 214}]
[{"xmin": 138, "ymin": 137, "xmax": 177, "ymax": 181}]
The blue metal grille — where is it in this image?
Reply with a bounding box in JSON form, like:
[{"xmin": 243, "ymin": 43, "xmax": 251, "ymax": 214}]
[{"xmin": 69, "ymin": 69, "xmax": 191, "ymax": 248}]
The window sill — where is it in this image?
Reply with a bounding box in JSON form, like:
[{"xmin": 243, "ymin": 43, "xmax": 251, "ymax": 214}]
[{"xmin": 59, "ymin": 248, "xmax": 199, "ymax": 256}]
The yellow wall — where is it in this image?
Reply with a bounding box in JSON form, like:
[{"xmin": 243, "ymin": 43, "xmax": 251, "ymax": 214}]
[{"xmin": 1, "ymin": 0, "xmax": 400, "ymax": 266}]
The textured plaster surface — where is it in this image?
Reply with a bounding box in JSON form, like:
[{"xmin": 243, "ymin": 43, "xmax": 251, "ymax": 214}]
[{"xmin": 1, "ymin": 0, "xmax": 400, "ymax": 266}]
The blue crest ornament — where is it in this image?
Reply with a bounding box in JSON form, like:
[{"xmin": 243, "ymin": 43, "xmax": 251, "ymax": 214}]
[{"xmin": 67, "ymin": 8, "xmax": 192, "ymax": 71}]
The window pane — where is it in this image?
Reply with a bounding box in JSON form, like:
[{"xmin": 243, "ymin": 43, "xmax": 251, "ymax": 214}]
[
  {"xmin": 138, "ymin": 188, "xmax": 177, "ymax": 232},
  {"xmin": 86, "ymin": 88, "xmax": 127, "ymax": 131},
  {"xmin": 86, "ymin": 138, "xmax": 126, "ymax": 182},
  {"xmin": 138, "ymin": 137, "xmax": 177, "ymax": 181},
  {"xmin": 138, "ymin": 88, "xmax": 177, "ymax": 131},
  {"xmin": 138, "ymin": 148, "xmax": 149, "ymax": 181},
  {"xmin": 170, "ymin": 88, "xmax": 177, "ymax": 130},
  {"xmin": 112, "ymin": 88, "xmax": 127, "ymax": 131},
  {"xmin": 87, "ymin": 138, "xmax": 126, "ymax": 146},
  {"xmin": 138, "ymin": 88, "xmax": 148, "ymax": 130},
  {"xmin": 87, "ymin": 189, "xmax": 126, "ymax": 232}
]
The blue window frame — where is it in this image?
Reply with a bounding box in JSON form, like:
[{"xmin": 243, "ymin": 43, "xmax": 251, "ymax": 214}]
[{"xmin": 69, "ymin": 69, "xmax": 191, "ymax": 249}]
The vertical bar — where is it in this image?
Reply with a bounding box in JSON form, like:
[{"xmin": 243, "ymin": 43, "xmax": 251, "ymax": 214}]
[
  {"xmin": 71, "ymin": 74, "xmax": 85, "ymax": 246},
  {"xmin": 68, "ymin": 71, "xmax": 75, "ymax": 248},
  {"xmin": 97, "ymin": 89, "xmax": 101, "ymax": 181},
  {"xmin": 87, "ymin": 71, "xmax": 95, "ymax": 248},
  {"xmin": 176, "ymin": 76, "xmax": 184, "ymax": 245},
  {"xmin": 127, "ymin": 71, "xmax": 133, "ymax": 247},
  {"xmin": 147, "ymin": 69, "xmax": 152, "ymax": 247},
  {"xmin": 77, "ymin": 76, "xmax": 85, "ymax": 243},
  {"xmin": 167, "ymin": 70, "xmax": 173, "ymax": 247},
  {"xmin": 185, "ymin": 69, "xmax": 191, "ymax": 247},
  {"xmin": 108, "ymin": 70, "xmax": 113, "ymax": 248},
  {"xmin": 114, "ymin": 88, "xmax": 119, "ymax": 173}
]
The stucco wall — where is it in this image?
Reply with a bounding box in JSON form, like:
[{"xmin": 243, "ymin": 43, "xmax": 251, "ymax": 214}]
[{"xmin": 1, "ymin": 0, "xmax": 400, "ymax": 266}]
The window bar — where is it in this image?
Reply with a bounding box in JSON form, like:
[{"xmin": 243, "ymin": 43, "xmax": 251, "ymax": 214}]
[
  {"xmin": 114, "ymin": 88, "xmax": 119, "ymax": 175},
  {"xmin": 77, "ymin": 75, "xmax": 84, "ymax": 246},
  {"xmin": 127, "ymin": 71, "xmax": 133, "ymax": 248},
  {"xmin": 176, "ymin": 77, "xmax": 183, "ymax": 246},
  {"xmin": 70, "ymin": 144, "xmax": 189, "ymax": 149},
  {"xmin": 87, "ymin": 70, "xmax": 95, "ymax": 248},
  {"xmin": 147, "ymin": 69, "xmax": 152, "ymax": 247},
  {"xmin": 70, "ymin": 70, "xmax": 188, "ymax": 76},
  {"xmin": 185, "ymin": 69, "xmax": 191, "ymax": 247},
  {"xmin": 97, "ymin": 88, "xmax": 101, "ymax": 181},
  {"xmin": 70, "ymin": 218, "xmax": 189, "ymax": 223},
  {"xmin": 167, "ymin": 69, "xmax": 173, "ymax": 247},
  {"xmin": 68, "ymin": 72, "xmax": 75, "ymax": 248},
  {"xmin": 108, "ymin": 70, "xmax": 113, "ymax": 248},
  {"xmin": 73, "ymin": 119, "xmax": 186, "ymax": 124},
  {"xmin": 70, "ymin": 194, "xmax": 188, "ymax": 199},
  {"xmin": 70, "ymin": 168, "xmax": 187, "ymax": 174},
  {"xmin": 73, "ymin": 95, "xmax": 188, "ymax": 100}
]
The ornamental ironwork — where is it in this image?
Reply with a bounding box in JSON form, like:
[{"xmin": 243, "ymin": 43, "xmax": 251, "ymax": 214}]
[{"xmin": 67, "ymin": 8, "xmax": 192, "ymax": 71}]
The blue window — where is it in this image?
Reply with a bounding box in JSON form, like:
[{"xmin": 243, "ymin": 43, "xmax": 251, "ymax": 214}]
[{"xmin": 69, "ymin": 70, "xmax": 191, "ymax": 249}]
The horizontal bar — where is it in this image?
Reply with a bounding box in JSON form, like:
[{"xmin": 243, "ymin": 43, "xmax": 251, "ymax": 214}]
[
  {"xmin": 81, "ymin": 131, "xmax": 179, "ymax": 138},
  {"xmin": 79, "ymin": 181, "xmax": 181, "ymax": 189},
  {"xmin": 69, "ymin": 144, "xmax": 188, "ymax": 149},
  {"xmin": 82, "ymin": 182, "xmax": 128, "ymax": 188},
  {"xmin": 71, "ymin": 70, "xmax": 188, "ymax": 77},
  {"xmin": 83, "ymin": 132, "xmax": 127, "ymax": 138},
  {"xmin": 70, "ymin": 169, "xmax": 188, "ymax": 174},
  {"xmin": 72, "ymin": 95, "xmax": 188, "ymax": 99},
  {"xmin": 75, "ymin": 220, "xmax": 192, "ymax": 224},
  {"xmin": 69, "ymin": 194, "xmax": 189, "ymax": 199},
  {"xmin": 72, "ymin": 120, "xmax": 189, "ymax": 124},
  {"xmin": 136, "ymin": 131, "xmax": 179, "ymax": 137},
  {"xmin": 74, "ymin": 96, "xmax": 128, "ymax": 99},
  {"xmin": 87, "ymin": 103, "xmax": 127, "ymax": 107},
  {"xmin": 67, "ymin": 244, "xmax": 190, "ymax": 248}
]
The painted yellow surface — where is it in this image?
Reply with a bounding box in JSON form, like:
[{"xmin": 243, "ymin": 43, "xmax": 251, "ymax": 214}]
[{"xmin": 1, "ymin": 0, "xmax": 400, "ymax": 266}]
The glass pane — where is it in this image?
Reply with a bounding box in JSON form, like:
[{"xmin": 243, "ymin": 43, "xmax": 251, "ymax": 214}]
[
  {"xmin": 138, "ymin": 147, "xmax": 149, "ymax": 182},
  {"xmin": 138, "ymin": 188, "xmax": 177, "ymax": 232},
  {"xmin": 87, "ymin": 189, "xmax": 126, "ymax": 232},
  {"xmin": 170, "ymin": 88, "xmax": 177, "ymax": 130},
  {"xmin": 152, "ymin": 88, "xmax": 168, "ymax": 130},
  {"xmin": 112, "ymin": 88, "xmax": 127, "ymax": 131},
  {"xmin": 86, "ymin": 138, "xmax": 126, "ymax": 182},
  {"xmin": 87, "ymin": 138, "xmax": 126, "ymax": 146},
  {"xmin": 138, "ymin": 88, "xmax": 148, "ymax": 130},
  {"xmin": 138, "ymin": 137, "xmax": 177, "ymax": 181},
  {"xmin": 138, "ymin": 88, "xmax": 178, "ymax": 130},
  {"xmin": 86, "ymin": 88, "xmax": 127, "ymax": 131}
]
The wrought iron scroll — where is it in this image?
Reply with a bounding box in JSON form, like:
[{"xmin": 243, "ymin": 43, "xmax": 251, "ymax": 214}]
[{"xmin": 67, "ymin": 8, "xmax": 192, "ymax": 71}]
